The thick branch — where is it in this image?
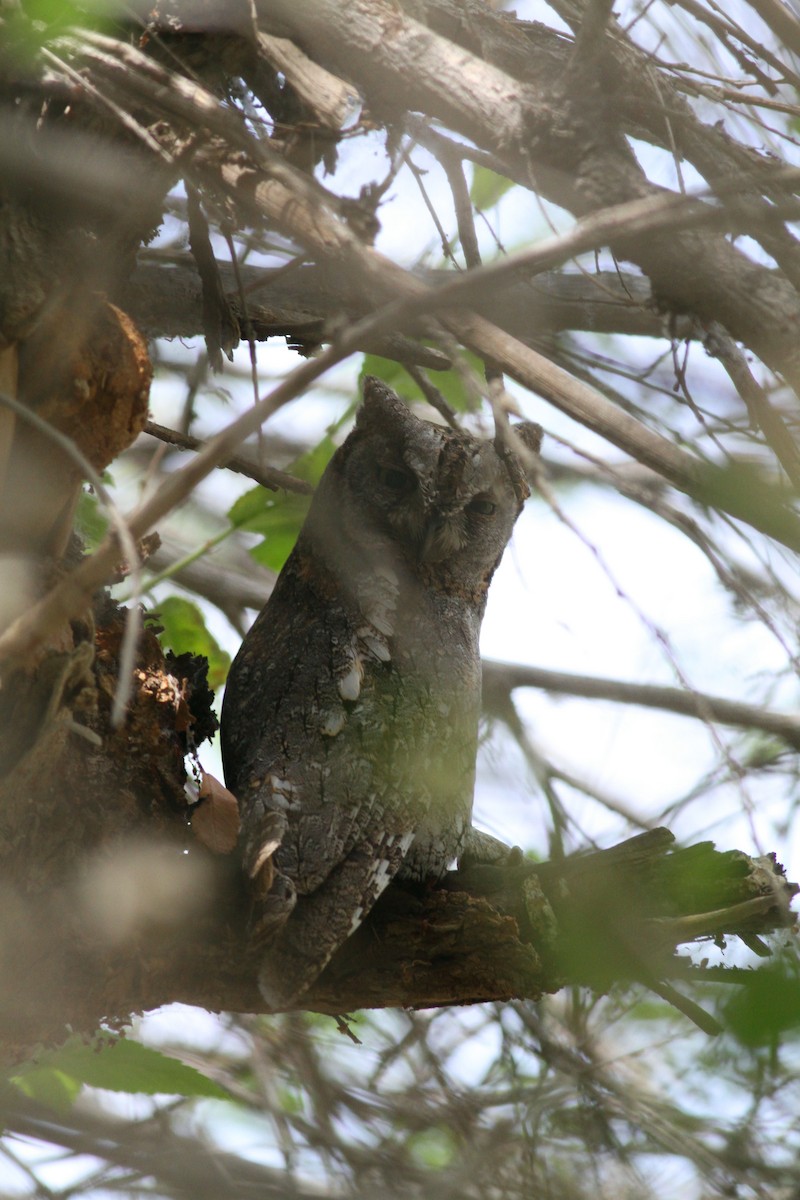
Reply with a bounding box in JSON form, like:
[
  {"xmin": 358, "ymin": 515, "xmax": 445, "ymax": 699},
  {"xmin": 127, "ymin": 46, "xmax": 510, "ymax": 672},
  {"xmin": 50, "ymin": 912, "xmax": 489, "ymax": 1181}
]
[
  {"xmin": 260, "ymin": 0, "xmax": 800, "ymax": 389},
  {"xmin": 123, "ymin": 259, "xmax": 685, "ymax": 344},
  {"xmin": 0, "ymin": 601, "xmax": 794, "ymax": 1046},
  {"xmin": 2, "ymin": 826, "xmax": 793, "ymax": 1043}
]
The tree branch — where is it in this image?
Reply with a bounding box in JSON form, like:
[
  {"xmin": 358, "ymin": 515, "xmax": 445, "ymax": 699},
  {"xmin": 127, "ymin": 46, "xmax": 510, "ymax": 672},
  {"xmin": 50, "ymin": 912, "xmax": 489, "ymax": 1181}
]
[
  {"xmin": 0, "ymin": 596, "xmax": 794, "ymax": 1044},
  {"xmin": 143, "ymin": 421, "xmax": 313, "ymax": 495},
  {"xmin": 123, "ymin": 256, "xmax": 692, "ymax": 345},
  {"xmin": 257, "ymin": 0, "xmax": 800, "ymax": 389},
  {"xmin": 0, "ymin": 1099, "xmax": 327, "ymax": 1200},
  {"xmin": 3, "ymin": 813, "xmax": 794, "ymax": 1043},
  {"xmin": 483, "ymin": 660, "xmax": 800, "ymax": 749}
]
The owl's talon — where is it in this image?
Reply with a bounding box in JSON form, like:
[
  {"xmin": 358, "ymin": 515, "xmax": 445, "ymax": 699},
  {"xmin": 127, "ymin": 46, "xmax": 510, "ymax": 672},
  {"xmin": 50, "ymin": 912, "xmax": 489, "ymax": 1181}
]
[{"xmin": 251, "ymin": 872, "xmax": 297, "ymax": 946}]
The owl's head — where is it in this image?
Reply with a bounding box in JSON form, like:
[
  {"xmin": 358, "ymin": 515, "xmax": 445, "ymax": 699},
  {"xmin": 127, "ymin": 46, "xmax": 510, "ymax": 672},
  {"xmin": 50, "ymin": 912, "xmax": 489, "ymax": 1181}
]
[{"xmin": 309, "ymin": 377, "xmax": 540, "ymax": 597}]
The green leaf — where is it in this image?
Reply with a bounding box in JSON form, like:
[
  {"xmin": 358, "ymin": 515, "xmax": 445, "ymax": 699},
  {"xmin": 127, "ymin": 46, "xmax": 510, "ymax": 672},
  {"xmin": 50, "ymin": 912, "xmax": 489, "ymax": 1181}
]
[
  {"xmin": 693, "ymin": 459, "xmax": 800, "ymax": 549},
  {"xmin": 277, "ymin": 1085, "xmax": 304, "ymax": 1115},
  {"xmin": 153, "ymin": 596, "xmax": 230, "ymax": 689},
  {"xmin": 358, "ymin": 354, "xmax": 410, "ymax": 393},
  {"xmin": 76, "ymin": 487, "xmax": 110, "ymax": 551},
  {"xmin": 470, "ymin": 166, "xmax": 513, "ymax": 210},
  {"xmin": 228, "ymin": 482, "xmax": 273, "ymax": 529},
  {"xmin": 10, "ymin": 1035, "xmax": 230, "ymax": 1102},
  {"xmin": 3, "ymin": 0, "xmax": 116, "ymax": 66},
  {"xmin": 228, "ymin": 434, "xmax": 337, "ymax": 573},
  {"xmin": 741, "ymin": 732, "xmax": 788, "ymax": 770},
  {"xmin": 293, "ymin": 433, "xmax": 339, "ymax": 486},
  {"xmin": 724, "ymin": 963, "xmax": 800, "ymax": 1045},
  {"xmin": 358, "ymin": 353, "xmax": 485, "ymax": 413},
  {"xmin": 249, "ymin": 512, "xmax": 307, "ymax": 571},
  {"xmin": 229, "ymin": 488, "xmax": 310, "ymax": 572},
  {"xmin": 20, "ymin": 0, "xmax": 105, "ymax": 24},
  {"xmin": 627, "ymin": 996, "xmax": 684, "ymax": 1024},
  {"xmin": 11, "ymin": 1068, "xmax": 82, "ymax": 1113}
]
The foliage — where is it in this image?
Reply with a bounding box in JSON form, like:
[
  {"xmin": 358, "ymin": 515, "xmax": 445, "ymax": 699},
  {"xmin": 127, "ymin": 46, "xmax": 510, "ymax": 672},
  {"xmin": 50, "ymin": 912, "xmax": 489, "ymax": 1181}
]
[
  {"xmin": 358, "ymin": 352, "xmax": 486, "ymax": 412},
  {"xmin": 228, "ymin": 434, "xmax": 339, "ymax": 570},
  {"xmin": 9, "ymin": 1033, "xmax": 229, "ymax": 1109},
  {"xmin": 154, "ymin": 595, "xmax": 230, "ymax": 689},
  {"xmin": 470, "ymin": 166, "xmax": 514, "ymax": 212}
]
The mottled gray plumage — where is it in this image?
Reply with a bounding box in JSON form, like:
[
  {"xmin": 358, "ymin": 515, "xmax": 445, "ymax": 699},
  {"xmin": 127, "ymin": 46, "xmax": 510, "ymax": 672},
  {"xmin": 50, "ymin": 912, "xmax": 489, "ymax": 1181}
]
[{"xmin": 221, "ymin": 377, "xmax": 540, "ymax": 1009}]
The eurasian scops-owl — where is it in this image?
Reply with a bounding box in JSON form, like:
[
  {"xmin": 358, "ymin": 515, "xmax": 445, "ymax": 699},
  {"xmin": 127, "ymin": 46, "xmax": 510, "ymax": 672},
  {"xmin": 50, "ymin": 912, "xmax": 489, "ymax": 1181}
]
[{"xmin": 221, "ymin": 377, "xmax": 540, "ymax": 1009}]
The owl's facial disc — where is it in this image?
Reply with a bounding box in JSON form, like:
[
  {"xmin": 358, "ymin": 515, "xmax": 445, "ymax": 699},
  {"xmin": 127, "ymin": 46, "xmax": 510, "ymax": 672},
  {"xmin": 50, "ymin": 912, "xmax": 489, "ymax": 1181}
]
[
  {"xmin": 332, "ymin": 382, "xmax": 538, "ymax": 590},
  {"xmin": 415, "ymin": 486, "xmax": 506, "ymax": 563}
]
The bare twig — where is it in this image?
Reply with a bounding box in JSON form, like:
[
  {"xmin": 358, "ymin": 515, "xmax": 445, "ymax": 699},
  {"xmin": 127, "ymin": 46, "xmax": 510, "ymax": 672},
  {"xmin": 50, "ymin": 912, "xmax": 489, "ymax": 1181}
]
[
  {"xmin": 403, "ymin": 366, "xmax": 460, "ymax": 429},
  {"xmin": 64, "ymin": 31, "xmax": 800, "ymax": 528},
  {"xmin": 483, "ymin": 660, "xmax": 800, "ymax": 749},
  {"xmin": 0, "ymin": 289, "xmax": 440, "ymax": 665},
  {"xmin": 143, "ymin": 422, "xmax": 313, "ymax": 494},
  {"xmin": 704, "ymin": 323, "xmax": 800, "ymax": 490},
  {"xmin": 10, "ymin": 29, "xmax": 800, "ymax": 667},
  {"xmin": 0, "ymin": 391, "xmax": 141, "ymax": 726}
]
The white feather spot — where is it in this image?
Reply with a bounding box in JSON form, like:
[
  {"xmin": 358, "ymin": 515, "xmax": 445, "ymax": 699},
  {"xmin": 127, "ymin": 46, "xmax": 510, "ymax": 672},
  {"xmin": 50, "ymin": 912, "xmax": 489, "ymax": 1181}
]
[
  {"xmin": 397, "ymin": 831, "xmax": 416, "ymax": 856},
  {"xmin": 348, "ymin": 905, "xmax": 364, "ymax": 935},
  {"xmin": 320, "ymin": 708, "xmax": 346, "ymax": 737},
  {"xmin": 250, "ymin": 825, "xmax": 285, "ymax": 877},
  {"xmin": 371, "ymin": 857, "xmax": 393, "ymax": 894},
  {"xmin": 269, "ymin": 775, "xmax": 294, "ymax": 796},
  {"xmin": 267, "ymin": 775, "xmax": 297, "ymax": 810},
  {"xmin": 337, "ymin": 661, "xmax": 363, "ymax": 702}
]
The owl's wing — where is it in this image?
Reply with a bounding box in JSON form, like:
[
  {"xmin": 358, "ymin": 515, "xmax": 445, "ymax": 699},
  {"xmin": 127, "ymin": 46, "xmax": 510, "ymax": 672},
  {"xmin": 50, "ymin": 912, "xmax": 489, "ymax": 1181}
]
[{"xmin": 225, "ymin": 551, "xmax": 428, "ymax": 1009}]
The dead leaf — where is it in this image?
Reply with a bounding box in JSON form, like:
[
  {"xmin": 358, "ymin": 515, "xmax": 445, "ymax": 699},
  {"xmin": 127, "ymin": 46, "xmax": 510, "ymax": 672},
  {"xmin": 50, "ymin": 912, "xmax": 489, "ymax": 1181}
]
[{"xmin": 191, "ymin": 772, "xmax": 240, "ymax": 854}]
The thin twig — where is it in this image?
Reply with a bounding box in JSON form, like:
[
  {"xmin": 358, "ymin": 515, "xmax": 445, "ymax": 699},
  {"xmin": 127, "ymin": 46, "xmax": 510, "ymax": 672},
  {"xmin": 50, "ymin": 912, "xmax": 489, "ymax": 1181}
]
[
  {"xmin": 0, "ymin": 290, "xmax": 443, "ymax": 666},
  {"xmin": 704, "ymin": 323, "xmax": 800, "ymax": 489},
  {"xmin": 66, "ymin": 28, "xmax": 800, "ymax": 532},
  {"xmin": 144, "ymin": 422, "xmax": 313, "ymax": 494},
  {"xmin": 0, "ymin": 391, "xmax": 141, "ymax": 726},
  {"xmin": 484, "ymin": 660, "xmax": 800, "ymax": 748},
  {"xmin": 438, "ymin": 143, "xmax": 482, "ymax": 270},
  {"xmin": 403, "ymin": 365, "xmax": 460, "ymax": 429}
]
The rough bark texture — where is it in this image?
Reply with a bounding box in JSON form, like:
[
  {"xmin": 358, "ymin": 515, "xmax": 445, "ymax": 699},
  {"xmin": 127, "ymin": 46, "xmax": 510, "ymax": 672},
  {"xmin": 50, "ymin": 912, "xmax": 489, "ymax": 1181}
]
[
  {"xmin": 0, "ymin": 679, "xmax": 794, "ymax": 1050},
  {"xmin": 122, "ymin": 260, "xmax": 690, "ymax": 347},
  {"xmin": 0, "ymin": 596, "xmax": 221, "ymax": 1049}
]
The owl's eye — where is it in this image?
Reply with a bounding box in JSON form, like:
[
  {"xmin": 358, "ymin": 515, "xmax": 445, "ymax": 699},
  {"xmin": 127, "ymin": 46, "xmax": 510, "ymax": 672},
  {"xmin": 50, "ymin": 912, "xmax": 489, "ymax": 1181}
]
[
  {"xmin": 466, "ymin": 496, "xmax": 496, "ymax": 516},
  {"xmin": 376, "ymin": 465, "xmax": 414, "ymax": 492}
]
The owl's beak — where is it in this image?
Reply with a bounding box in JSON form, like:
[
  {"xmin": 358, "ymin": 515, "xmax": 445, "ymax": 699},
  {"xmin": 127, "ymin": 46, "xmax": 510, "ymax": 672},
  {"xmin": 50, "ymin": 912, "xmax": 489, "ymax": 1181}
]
[{"xmin": 418, "ymin": 514, "xmax": 458, "ymax": 563}]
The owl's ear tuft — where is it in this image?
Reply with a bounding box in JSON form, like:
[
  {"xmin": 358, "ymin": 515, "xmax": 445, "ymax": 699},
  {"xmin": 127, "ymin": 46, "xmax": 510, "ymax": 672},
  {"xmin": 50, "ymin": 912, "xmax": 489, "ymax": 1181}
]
[
  {"xmin": 357, "ymin": 376, "xmax": 419, "ymax": 448},
  {"xmin": 360, "ymin": 376, "xmax": 406, "ymax": 420}
]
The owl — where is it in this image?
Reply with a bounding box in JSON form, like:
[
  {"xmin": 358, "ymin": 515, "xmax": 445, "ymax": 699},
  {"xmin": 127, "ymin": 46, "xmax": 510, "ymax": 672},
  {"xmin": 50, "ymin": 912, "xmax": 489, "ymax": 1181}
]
[{"xmin": 221, "ymin": 377, "xmax": 540, "ymax": 1010}]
